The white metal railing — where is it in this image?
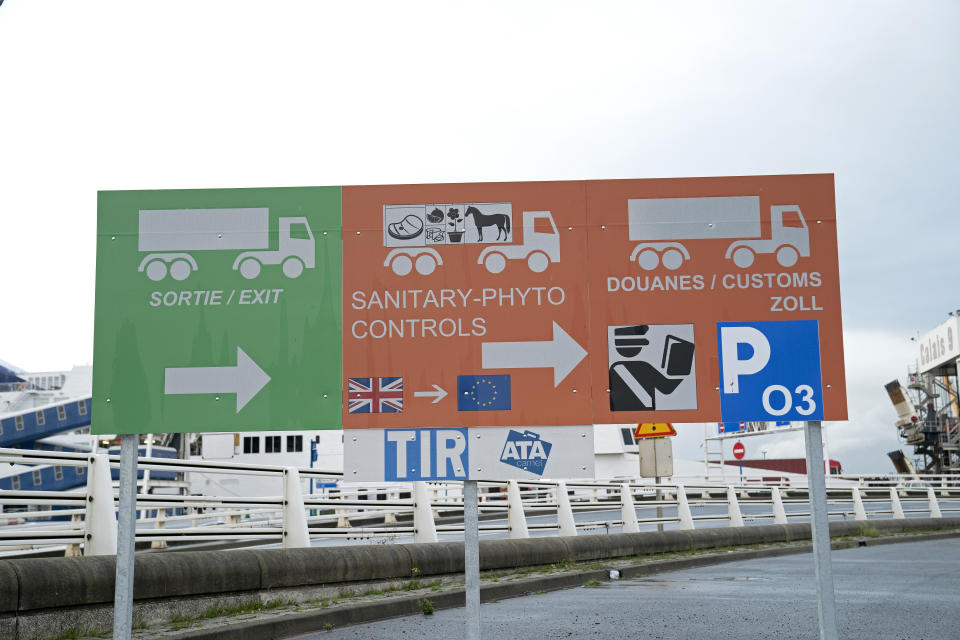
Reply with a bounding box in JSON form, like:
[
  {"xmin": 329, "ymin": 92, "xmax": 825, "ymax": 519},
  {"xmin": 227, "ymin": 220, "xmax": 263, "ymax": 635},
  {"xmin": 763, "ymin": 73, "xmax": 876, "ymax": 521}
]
[{"xmin": 0, "ymin": 447, "xmax": 958, "ymax": 556}]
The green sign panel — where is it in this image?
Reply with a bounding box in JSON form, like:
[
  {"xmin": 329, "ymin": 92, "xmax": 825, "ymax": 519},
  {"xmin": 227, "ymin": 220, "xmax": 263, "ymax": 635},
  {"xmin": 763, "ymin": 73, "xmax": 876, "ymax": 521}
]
[{"xmin": 92, "ymin": 187, "xmax": 342, "ymax": 434}]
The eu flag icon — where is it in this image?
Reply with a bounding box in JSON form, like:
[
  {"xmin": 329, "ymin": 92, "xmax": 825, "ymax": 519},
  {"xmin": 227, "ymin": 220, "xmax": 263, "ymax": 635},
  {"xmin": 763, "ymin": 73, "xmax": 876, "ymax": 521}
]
[{"xmin": 457, "ymin": 375, "xmax": 511, "ymax": 411}]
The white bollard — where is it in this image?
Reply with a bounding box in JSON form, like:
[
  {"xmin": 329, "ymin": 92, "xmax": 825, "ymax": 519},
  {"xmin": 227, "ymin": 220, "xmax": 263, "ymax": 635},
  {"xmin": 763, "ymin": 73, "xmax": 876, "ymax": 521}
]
[
  {"xmin": 620, "ymin": 482, "xmax": 639, "ymax": 533},
  {"xmin": 556, "ymin": 481, "xmax": 577, "ymax": 537},
  {"xmin": 676, "ymin": 483, "xmax": 695, "ymax": 530},
  {"xmin": 889, "ymin": 487, "xmax": 905, "ymax": 519},
  {"xmin": 727, "ymin": 486, "xmax": 744, "ymax": 527},
  {"xmin": 84, "ymin": 454, "xmax": 118, "ymax": 556},
  {"xmin": 771, "ymin": 487, "xmax": 788, "ymax": 525},
  {"xmin": 852, "ymin": 487, "xmax": 867, "ymax": 521},
  {"xmin": 150, "ymin": 512, "xmax": 168, "ymax": 550},
  {"xmin": 927, "ymin": 487, "xmax": 943, "ymax": 518},
  {"xmin": 65, "ymin": 513, "xmax": 84, "ymax": 557},
  {"xmin": 413, "ymin": 482, "xmax": 438, "ymax": 543},
  {"xmin": 282, "ymin": 467, "xmax": 310, "ymax": 548},
  {"xmin": 384, "ymin": 488, "xmax": 398, "ymax": 525},
  {"xmin": 507, "ymin": 480, "xmax": 530, "ymax": 539}
]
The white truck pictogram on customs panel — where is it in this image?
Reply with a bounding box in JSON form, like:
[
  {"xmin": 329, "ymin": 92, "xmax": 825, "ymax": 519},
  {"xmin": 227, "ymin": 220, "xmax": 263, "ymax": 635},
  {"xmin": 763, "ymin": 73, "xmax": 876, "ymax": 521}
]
[
  {"xmin": 137, "ymin": 208, "xmax": 315, "ymax": 281},
  {"xmin": 627, "ymin": 196, "xmax": 810, "ymax": 271}
]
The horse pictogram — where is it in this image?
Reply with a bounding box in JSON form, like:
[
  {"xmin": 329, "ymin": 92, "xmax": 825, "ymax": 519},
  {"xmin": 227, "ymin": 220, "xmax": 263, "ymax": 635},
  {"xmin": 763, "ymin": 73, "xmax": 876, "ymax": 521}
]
[{"xmin": 465, "ymin": 205, "xmax": 511, "ymax": 242}]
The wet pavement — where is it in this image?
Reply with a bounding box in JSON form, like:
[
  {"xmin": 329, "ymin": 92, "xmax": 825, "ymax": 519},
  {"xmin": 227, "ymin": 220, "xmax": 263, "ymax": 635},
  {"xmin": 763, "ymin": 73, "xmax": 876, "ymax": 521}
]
[{"xmin": 292, "ymin": 536, "xmax": 960, "ymax": 640}]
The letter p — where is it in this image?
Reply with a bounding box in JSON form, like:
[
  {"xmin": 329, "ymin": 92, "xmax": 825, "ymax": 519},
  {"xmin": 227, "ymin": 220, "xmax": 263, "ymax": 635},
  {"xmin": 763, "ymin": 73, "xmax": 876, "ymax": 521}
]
[{"xmin": 720, "ymin": 326, "xmax": 770, "ymax": 394}]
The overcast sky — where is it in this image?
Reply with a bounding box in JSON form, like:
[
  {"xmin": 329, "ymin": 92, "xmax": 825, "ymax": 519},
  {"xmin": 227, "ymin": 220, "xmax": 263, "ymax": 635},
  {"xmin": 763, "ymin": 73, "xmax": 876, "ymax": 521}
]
[{"xmin": 1, "ymin": 1, "xmax": 957, "ymax": 473}]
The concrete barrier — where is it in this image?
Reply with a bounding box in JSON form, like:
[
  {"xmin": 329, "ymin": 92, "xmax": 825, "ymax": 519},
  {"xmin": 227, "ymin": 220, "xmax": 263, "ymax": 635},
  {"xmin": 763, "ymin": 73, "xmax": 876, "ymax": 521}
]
[
  {"xmin": 134, "ymin": 550, "xmax": 263, "ymax": 600},
  {"xmin": 479, "ymin": 537, "xmax": 570, "ymax": 570},
  {"xmin": 0, "ymin": 559, "xmax": 19, "ymax": 614},
  {"xmin": 1, "ymin": 517, "xmax": 957, "ymax": 638},
  {"xmin": 9, "ymin": 556, "xmax": 116, "ymax": 611}
]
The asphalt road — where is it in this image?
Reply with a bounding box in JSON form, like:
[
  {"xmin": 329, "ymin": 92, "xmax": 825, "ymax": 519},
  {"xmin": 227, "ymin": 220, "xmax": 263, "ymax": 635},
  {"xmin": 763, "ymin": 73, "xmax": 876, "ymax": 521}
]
[{"xmin": 293, "ymin": 537, "xmax": 960, "ymax": 640}]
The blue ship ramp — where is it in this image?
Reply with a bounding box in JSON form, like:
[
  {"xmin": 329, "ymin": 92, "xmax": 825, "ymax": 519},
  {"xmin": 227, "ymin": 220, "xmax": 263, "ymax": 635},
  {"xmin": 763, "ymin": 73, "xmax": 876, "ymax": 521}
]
[{"xmin": 0, "ymin": 397, "xmax": 92, "ymax": 448}]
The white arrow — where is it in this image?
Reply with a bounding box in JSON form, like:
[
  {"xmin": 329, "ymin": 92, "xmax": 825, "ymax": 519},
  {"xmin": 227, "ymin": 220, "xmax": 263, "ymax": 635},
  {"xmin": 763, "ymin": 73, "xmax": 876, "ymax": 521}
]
[
  {"xmin": 164, "ymin": 346, "xmax": 271, "ymax": 412},
  {"xmin": 481, "ymin": 322, "xmax": 587, "ymax": 387},
  {"xmin": 413, "ymin": 384, "xmax": 448, "ymax": 404}
]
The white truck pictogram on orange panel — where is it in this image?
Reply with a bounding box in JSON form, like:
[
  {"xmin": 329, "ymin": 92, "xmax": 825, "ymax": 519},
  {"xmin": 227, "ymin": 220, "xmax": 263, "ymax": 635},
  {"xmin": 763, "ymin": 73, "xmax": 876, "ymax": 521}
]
[
  {"xmin": 383, "ymin": 209, "xmax": 561, "ymax": 276},
  {"xmin": 627, "ymin": 196, "xmax": 810, "ymax": 271}
]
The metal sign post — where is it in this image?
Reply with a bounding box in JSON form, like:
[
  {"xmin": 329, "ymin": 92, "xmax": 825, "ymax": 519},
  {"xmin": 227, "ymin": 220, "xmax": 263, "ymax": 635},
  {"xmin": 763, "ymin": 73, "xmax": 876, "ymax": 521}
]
[
  {"xmin": 463, "ymin": 479, "xmax": 480, "ymax": 640},
  {"xmin": 803, "ymin": 421, "xmax": 839, "ymax": 640},
  {"xmin": 112, "ymin": 433, "xmax": 138, "ymax": 640},
  {"xmin": 733, "ymin": 439, "xmax": 745, "ymax": 483}
]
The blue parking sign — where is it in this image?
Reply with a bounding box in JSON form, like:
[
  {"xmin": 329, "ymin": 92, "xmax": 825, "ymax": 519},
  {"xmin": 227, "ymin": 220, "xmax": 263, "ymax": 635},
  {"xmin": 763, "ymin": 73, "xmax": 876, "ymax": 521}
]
[{"xmin": 717, "ymin": 320, "xmax": 824, "ymax": 422}]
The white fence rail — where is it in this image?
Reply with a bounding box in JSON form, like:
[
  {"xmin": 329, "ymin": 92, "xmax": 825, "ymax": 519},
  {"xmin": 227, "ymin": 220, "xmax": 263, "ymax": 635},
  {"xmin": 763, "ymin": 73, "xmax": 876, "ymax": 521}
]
[{"xmin": 1, "ymin": 447, "xmax": 958, "ymax": 556}]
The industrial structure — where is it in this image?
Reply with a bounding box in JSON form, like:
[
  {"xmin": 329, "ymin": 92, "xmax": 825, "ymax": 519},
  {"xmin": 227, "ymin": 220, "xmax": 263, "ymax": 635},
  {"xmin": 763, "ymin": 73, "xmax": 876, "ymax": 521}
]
[{"xmin": 886, "ymin": 315, "xmax": 960, "ymax": 474}]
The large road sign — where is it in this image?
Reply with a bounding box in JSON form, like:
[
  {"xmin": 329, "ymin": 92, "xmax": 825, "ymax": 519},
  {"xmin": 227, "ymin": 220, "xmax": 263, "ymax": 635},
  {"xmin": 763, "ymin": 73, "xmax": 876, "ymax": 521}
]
[
  {"xmin": 92, "ymin": 187, "xmax": 342, "ymax": 434},
  {"xmin": 92, "ymin": 175, "xmax": 846, "ymax": 463}
]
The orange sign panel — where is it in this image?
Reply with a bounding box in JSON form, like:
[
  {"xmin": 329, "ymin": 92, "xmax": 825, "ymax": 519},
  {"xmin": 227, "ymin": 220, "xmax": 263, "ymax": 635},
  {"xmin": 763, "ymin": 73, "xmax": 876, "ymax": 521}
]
[
  {"xmin": 342, "ymin": 181, "xmax": 592, "ymax": 428},
  {"xmin": 341, "ymin": 174, "xmax": 845, "ymax": 428},
  {"xmin": 588, "ymin": 174, "xmax": 845, "ymax": 424}
]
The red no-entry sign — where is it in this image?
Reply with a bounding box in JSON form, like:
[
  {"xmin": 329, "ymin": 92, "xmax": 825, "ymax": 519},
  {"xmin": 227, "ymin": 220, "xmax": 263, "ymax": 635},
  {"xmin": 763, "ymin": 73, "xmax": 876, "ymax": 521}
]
[{"xmin": 733, "ymin": 441, "xmax": 746, "ymax": 460}]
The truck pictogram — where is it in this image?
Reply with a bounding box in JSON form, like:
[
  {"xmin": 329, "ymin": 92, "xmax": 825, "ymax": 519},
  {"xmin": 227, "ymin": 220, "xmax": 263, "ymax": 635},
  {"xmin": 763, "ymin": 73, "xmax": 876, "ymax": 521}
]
[
  {"xmin": 383, "ymin": 209, "xmax": 560, "ymax": 276},
  {"xmin": 137, "ymin": 208, "xmax": 315, "ymax": 281},
  {"xmin": 627, "ymin": 196, "xmax": 810, "ymax": 271}
]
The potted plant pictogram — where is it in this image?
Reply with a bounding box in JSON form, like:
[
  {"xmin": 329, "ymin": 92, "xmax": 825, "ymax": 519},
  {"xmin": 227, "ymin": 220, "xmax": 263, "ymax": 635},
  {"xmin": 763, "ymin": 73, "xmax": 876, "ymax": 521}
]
[{"xmin": 446, "ymin": 208, "xmax": 464, "ymax": 243}]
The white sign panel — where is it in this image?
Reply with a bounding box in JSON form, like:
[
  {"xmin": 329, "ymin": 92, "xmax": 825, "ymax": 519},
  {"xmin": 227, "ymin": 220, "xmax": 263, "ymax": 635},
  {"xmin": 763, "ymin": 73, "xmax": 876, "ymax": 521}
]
[
  {"xmin": 343, "ymin": 426, "xmax": 595, "ymax": 482},
  {"xmin": 917, "ymin": 317, "xmax": 960, "ymax": 373}
]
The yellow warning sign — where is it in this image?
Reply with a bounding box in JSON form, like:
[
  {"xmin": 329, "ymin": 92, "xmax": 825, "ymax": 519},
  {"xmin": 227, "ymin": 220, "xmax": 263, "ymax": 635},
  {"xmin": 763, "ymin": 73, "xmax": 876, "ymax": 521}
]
[{"xmin": 633, "ymin": 422, "xmax": 677, "ymax": 439}]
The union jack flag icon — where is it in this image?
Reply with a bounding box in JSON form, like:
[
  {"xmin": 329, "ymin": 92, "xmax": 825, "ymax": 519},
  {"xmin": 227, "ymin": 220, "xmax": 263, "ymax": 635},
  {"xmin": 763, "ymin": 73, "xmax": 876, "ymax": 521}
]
[{"xmin": 348, "ymin": 377, "xmax": 404, "ymax": 413}]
